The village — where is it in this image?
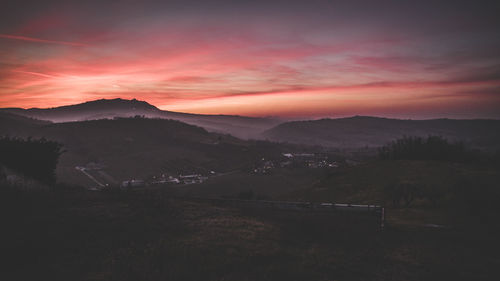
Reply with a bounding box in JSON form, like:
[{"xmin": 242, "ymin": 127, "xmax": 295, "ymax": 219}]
[
  {"xmin": 75, "ymin": 163, "xmax": 214, "ymax": 190},
  {"xmin": 252, "ymin": 152, "xmax": 342, "ymax": 174},
  {"xmin": 74, "ymin": 152, "xmax": 349, "ymax": 190}
]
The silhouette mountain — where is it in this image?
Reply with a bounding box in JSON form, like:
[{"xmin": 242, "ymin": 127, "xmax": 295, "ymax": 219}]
[
  {"xmin": 4, "ymin": 100, "xmax": 500, "ymax": 150},
  {"xmin": 263, "ymin": 116, "xmax": 500, "ymax": 150},
  {"xmin": 0, "ymin": 98, "xmax": 281, "ymax": 139}
]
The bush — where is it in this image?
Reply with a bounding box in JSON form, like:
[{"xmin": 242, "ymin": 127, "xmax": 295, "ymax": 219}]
[
  {"xmin": 0, "ymin": 136, "xmax": 64, "ymax": 184},
  {"xmin": 385, "ymin": 181, "xmax": 446, "ymax": 208}
]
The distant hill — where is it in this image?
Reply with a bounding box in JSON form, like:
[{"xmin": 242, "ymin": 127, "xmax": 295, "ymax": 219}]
[
  {"xmin": 263, "ymin": 116, "xmax": 500, "ymax": 150},
  {"xmin": 0, "ymin": 98, "xmax": 281, "ymax": 139}
]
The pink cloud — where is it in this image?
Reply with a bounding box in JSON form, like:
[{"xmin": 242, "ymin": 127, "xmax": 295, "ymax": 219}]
[
  {"xmin": 1, "ymin": 15, "xmax": 499, "ymax": 119},
  {"xmin": 0, "ymin": 34, "xmax": 87, "ymax": 46}
]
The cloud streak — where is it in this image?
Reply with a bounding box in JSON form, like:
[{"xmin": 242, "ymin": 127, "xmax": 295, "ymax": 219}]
[
  {"xmin": 0, "ymin": 0, "xmax": 499, "ymax": 118},
  {"xmin": 0, "ymin": 34, "xmax": 87, "ymax": 46}
]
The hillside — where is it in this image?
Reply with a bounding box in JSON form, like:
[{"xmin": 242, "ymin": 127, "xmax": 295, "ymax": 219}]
[
  {"xmin": 0, "ymin": 112, "xmax": 51, "ymax": 136},
  {"xmin": 0, "ymin": 98, "xmax": 281, "ymax": 139},
  {"xmin": 3, "ymin": 111, "xmax": 500, "ymax": 281},
  {"xmin": 263, "ymin": 116, "xmax": 500, "ymax": 150},
  {"xmin": 0, "ymin": 115, "xmax": 289, "ymax": 187},
  {"xmin": 2, "ymin": 168, "xmax": 500, "ymax": 281}
]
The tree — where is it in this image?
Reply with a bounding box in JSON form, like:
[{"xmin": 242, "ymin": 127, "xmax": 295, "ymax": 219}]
[
  {"xmin": 0, "ymin": 136, "xmax": 64, "ymax": 184},
  {"xmin": 378, "ymin": 135, "xmax": 472, "ymax": 162}
]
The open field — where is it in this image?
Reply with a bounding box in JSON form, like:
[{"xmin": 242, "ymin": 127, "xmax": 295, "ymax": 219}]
[{"xmin": 1, "ymin": 183, "xmax": 499, "ymax": 281}]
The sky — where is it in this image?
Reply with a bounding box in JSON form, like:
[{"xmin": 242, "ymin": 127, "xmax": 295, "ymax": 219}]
[{"xmin": 1, "ymin": 0, "xmax": 499, "ymax": 119}]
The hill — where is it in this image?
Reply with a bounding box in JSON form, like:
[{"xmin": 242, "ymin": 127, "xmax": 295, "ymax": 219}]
[
  {"xmin": 0, "ymin": 98, "xmax": 281, "ymax": 139},
  {"xmin": 263, "ymin": 116, "xmax": 500, "ymax": 150},
  {"xmin": 0, "ymin": 115, "xmax": 290, "ymax": 187},
  {"xmin": 0, "ymin": 112, "xmax": 51, "ymax": 135}
]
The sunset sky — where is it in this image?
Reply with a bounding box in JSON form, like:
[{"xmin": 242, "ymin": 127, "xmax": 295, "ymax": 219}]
[{"xmin": 1, "ymin": 0, "xmax": 499, "ymax": 118}]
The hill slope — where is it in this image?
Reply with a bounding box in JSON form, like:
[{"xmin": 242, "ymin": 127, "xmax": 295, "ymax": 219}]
[
  {"xmin": 0, "ymin": 115, "xmax": 287, "ymax": 187},
  {"xmin": 0, "ymin": 112, "xmax": 51, "ymax": 136},
  {"xmin": 263, "ymin": 116, "xmax": 500, "ymax": 150},
  {"xmin": 0, "ymin": 98, "xmax": 281, "ymax": 139}
]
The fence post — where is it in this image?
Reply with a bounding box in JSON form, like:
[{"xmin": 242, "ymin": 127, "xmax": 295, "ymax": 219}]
[{"xmin": 380, "ymin": 207, "xmax": 385, "ymax": 230}]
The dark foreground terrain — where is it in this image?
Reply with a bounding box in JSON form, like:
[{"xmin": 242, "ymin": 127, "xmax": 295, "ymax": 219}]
[
  {"xmin": 1, "ymin": 182, "xmax": 499, "ymax": 281},
  {"xmin": 1, "ymin": 109, "xmax": 500, "ymax": 280}
]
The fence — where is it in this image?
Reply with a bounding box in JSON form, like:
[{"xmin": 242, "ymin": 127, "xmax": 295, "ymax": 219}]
[{"xmin": 184, "ymin": 197, "xmax": 385, "ymax": 229}]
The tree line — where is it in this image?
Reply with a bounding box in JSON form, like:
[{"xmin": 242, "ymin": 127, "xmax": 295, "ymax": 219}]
[{"xmin": 378, "ymin": 135, "xmax": 474, "ymax": 162}]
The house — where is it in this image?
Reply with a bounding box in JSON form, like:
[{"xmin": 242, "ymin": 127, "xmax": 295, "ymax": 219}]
[
  {"xmin": 179, "ymin": 174, "xmax": 207, "ymax": 184},
  {"xmin": 152, "ymin": 176, "xmax": 180, "ymax": 185},
  {"xmin": 121, "ymin": 179, "xmax": 145, "ymax": 188}
]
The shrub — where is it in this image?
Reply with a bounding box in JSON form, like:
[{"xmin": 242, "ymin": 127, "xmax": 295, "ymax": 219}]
[{"xmin": 0, "ymin": 136, "xmax": 64, "ymax": 184}]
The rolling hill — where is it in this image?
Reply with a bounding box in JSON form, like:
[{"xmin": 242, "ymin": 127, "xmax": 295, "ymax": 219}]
[
  {"xmin": 263, "ymin": 116, "xmax": 500, "ymax": 150},
  {"xmin": 0, "ymin": 112, "xmax": 52, "ymax": 137},
  {"xmin": 0, "ymin": 114, "xmax": 288, "ymax": 187},
  {"xmin": 0, "ymin": 98, "xmax": 281, "ymax": 139}
]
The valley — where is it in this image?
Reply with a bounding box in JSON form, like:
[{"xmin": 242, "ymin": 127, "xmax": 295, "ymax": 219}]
[{"xmin": 1, "ymin": 99, "xmax": 500, "ymax": 281}]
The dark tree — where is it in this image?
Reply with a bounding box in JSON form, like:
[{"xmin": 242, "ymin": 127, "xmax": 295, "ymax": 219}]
[
  {"xmin": 378, "ymin": 135, "xmax": 473, "ymax": 162},
  {"xmin": 0, "ymin": 136, "xmax": 64, "ymax": 184}
]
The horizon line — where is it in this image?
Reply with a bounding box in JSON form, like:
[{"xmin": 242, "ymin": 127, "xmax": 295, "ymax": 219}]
[{"xmin": 1, "ymin": 97, "xmax": 500, "ymax": 121}]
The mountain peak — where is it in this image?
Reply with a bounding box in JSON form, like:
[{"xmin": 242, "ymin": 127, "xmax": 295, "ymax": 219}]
[
  {"xmin": 72, "ymin": 98, "xmax": 159, "ymax": 111},
  {"xmin": 0, "ymin": 98, "xmax": 281, "ymax": 139}
]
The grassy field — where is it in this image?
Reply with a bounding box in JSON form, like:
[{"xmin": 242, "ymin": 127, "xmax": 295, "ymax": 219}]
[
  {"xmin": 286, "ymin": 159, "xmax": 500, "ymax": 226},
  {"xmin": 1, "ymin": 179, "xmax": 499, "ymax": 281}
]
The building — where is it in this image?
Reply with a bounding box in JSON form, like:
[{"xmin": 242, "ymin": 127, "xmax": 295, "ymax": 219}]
[{"xmin": 121, "ymin": 179, "xmax": 145, "ymax": 188}]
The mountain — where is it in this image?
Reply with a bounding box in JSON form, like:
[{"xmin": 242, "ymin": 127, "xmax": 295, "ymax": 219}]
[
  {"xmin": 0, "ymin": 98, "xmax": 281, "ymax": 139},
  {"xmin": 4, "ymin": 100, "xmax": 500, "ymax": 151},
  {"xmin": 263, "ymin": 116, "xmax": 500, "ymax": 150}
]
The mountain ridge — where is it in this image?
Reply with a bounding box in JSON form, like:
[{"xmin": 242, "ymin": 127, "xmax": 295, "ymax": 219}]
[
  {"xmin": 0, "ymin": 98, "xmax": 282, "ymax": 139},
  {"xmin": 3, "ymin": 99, "xmax": 500, "ymax": 148},
  {"xmin": 263, "ymin": 116, "xmax": 500, "ymax": 150}
]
